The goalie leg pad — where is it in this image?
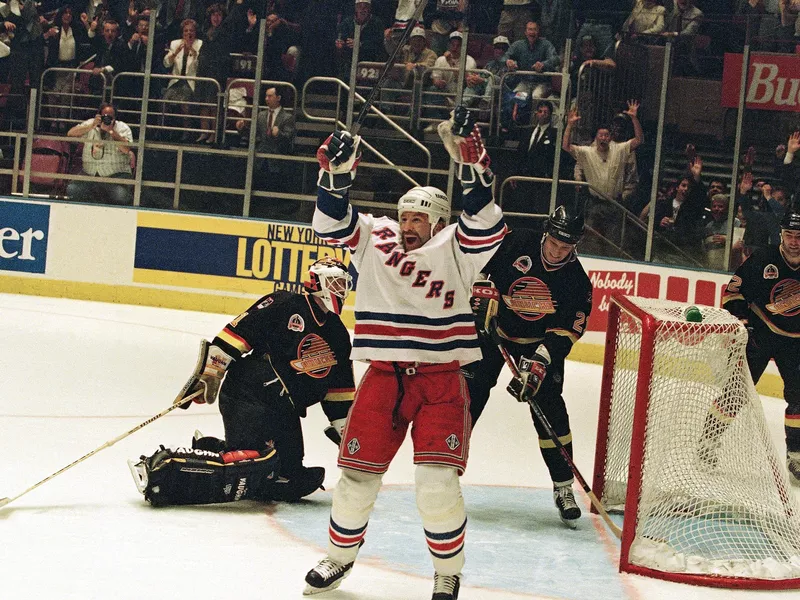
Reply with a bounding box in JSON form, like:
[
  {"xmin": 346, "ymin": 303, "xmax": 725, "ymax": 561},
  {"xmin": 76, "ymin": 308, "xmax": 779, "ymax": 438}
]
[{"xmin": 130, "ymin": 445, "xmax": 279, "ymax": 507}]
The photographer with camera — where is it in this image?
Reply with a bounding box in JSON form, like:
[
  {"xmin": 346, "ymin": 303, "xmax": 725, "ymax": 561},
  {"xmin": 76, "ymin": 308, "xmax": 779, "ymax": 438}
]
[{"xmin": 67, "ymin": 102, "xmax": 134, "ymax": 205}]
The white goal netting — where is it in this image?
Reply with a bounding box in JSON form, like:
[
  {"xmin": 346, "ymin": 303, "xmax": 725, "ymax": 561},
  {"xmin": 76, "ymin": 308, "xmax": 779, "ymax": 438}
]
[{"xmin": 597, "ymin": 296, "xmax": 800, "ymax": 584}]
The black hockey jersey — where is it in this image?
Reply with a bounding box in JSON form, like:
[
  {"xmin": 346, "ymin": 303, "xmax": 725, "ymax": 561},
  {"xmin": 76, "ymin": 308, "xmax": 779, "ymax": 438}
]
[
  {"xmin": 722, "ymin": 245, "xmax": 800, "ymax": 338},
  {"xmin": 212, "ymin": 291, "xmax": 355, "ymax": 420},
  {"xmin": 481, "ymin": 229, "xmax": 593, "ymax": 362}
]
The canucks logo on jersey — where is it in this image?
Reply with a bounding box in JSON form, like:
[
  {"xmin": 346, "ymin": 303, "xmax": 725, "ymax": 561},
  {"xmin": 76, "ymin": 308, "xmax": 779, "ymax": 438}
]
[{"xmin": 502, "ymin": 277, "xmax": 558, "ymax": 321}]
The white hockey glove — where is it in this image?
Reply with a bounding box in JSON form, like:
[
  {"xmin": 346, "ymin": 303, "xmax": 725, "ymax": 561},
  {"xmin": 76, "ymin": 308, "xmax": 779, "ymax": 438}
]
[
  {"xmin": 470, "ymin": 279, "xmax": 499, "ymax": 337},
  {"xmin": 438, "ymin": 106, "xmax": 494, "ymax": 189},
  {"xmin": 323, "ymin": 418, "xmax": 347, "ymax": 446},
  {"xmin": 507, "ymin": 345, "xmax": 550, "ymax": 403},
  {"xmin": 183, "ymin": 344, "xmax": 233, "ymax": 406},
  {"xmin": 317, "ymin": 130, "xmax": 362, "ymax": 193}
]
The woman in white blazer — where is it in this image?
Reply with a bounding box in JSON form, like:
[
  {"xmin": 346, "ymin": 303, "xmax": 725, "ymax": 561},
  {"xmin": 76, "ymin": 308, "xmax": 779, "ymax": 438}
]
[{"xmin": 163, "ymin": 19, "xmax": 202, "ymax": 141}]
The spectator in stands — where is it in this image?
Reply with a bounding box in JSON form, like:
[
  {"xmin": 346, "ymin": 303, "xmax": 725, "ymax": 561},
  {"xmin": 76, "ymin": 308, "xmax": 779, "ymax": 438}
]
[
  {"xmin": 66, "ymin": 101, "xmax": 133, "ymax": 205},
  {"xmin": 482, "ymin": 35, "xmax": 516, "ymax": 133},
  {"xmin": 569, "ymin": 34, "xmax": 616, "ymax": 99},
  {"xmin": 297, "ymin": 0, "xmax": 342, "ymax": 84},
  {"xmin": 702, "ymin": 192, "xmax": 739, "ymax": 269},
  {"xmin": 663, "ymin": 0, "xmax": 703, "ymax": 74},
  {"xmin": 737, "ymin": 171, "xmax": 778, "ymax": 257},
  {"xmin": 235, "ymin": 85, "xmax": 295, "ymax": 215},
  {"xmin": 498, "ymin": 0, "xmax": 538, "ymax": 43},
  {"xmin": 425, "ymin": 1, "xmax": 464, "ymax": 55},
  {"xmin": 195, "ymin": 3, "xmax": 250, "ymax": 144},
  {"xmin": 1, "ymin": 0, "xmax": 45, "ymax": 127},
  {"xmin": 262, "ymin": 11, "xmax": 301, "ymax": 83},
  {"xmin": 538, "ymin": 0, "xmax": 570, "ymax": 51},
  {"xmin": 563, "ymin": 100, "xmax": 643, "ymax": 247},
  {"xmin": 44, "ymin": 5, "xmax": 91, "ymax": 131},
  {"xmin": 397, "ymin": 25, "xmax": 437, "ymax": 87},
  {"xmin": 778, "ymin": 130, "xmax": 800, "ymax": 199},
  {"xmin": 126, "ymin": 15, "xmax": 151, "ymax": 71},
  {"xmin": 163, "ymin": 18, "xmax": 202, "ymax": 141},
  {"xmin": 336, "ymin": 0, "xmax": 385, "ymax": 82},
  {"xmin": 664, "ymin": 0, "xmax": 704, "ymax": 35},
  {"xmin": 88, "ymin": 19, "xmax": 131, "ymax": 95},
  {"xmin": 506, "ymin": 99, "xmax": 558, "ymax": 216},
  {"xmin": 647, "ymin": 170, "xmax": 706, "ymax": 242},
  {"xmin": 621, "ymin": 0, "xmax": 667, "ymax": 36},
  {"xmin": 159, "ymin": 0, "xmax": 204, "ymax": 45},
  {"xmin": 610, "ymin": 112, "xmax": 640, "ymax": 209},
  {"xmin": 502, "ymin": 21, "xmax": 560, "ymax": 128},
  {"xmin": 423, "ymin": 31, "xmax": 479, "ymax": 131},
  {"xmin": 384, "ymin": 24, "xmax": 436, "ymax": 115}
]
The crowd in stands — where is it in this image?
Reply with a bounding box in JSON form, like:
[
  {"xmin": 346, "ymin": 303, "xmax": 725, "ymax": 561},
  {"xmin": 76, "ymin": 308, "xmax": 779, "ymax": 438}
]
[{"xmin": 4, "ymin": 0, "xmax": 800, "ymax": 273}]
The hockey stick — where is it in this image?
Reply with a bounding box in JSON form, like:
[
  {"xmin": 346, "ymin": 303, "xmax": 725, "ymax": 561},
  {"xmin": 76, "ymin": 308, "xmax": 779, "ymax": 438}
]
[
  {"xmin": 490, "ymin": 322, "xmax": 623, "ymax": 539},
  {"xmin": 349, "ymin": 0, "xmax": 428, "ymax": 136},
  {"xmin": 0, "ymin": 340, "xmax": 209, "ymax": 509}
]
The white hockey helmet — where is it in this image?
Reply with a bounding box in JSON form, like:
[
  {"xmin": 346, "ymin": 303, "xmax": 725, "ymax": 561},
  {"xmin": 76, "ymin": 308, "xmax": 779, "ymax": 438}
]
[
  {"xmin": 397, "ymin": 186, "xmax": 451, "ymax": 237},
  {"xmin": 303, "ymin": 257, "xmax": 353, "ymax": 315}
]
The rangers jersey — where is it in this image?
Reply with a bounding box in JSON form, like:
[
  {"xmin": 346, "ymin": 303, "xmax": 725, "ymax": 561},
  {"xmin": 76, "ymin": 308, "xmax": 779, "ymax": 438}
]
[
  {"xmin": 483, "ymin": 229, "xmax": 593, "ymax": 362},
  {"xmin": 723, "ymin": 245, "xmax": 800, "ymax": 338},
  {"xmin": 313, "ymin": 186, "xmax": 506, "ymax": 364},
  {"xmin": 211, "ymin": 290, "xmax": 355, "ymax": 419}
]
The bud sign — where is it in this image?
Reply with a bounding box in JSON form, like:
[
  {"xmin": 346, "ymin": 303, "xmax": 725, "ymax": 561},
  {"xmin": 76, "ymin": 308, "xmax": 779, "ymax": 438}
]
[{"xmin": 722, "ymin": 52, "xmax": 800, "ymax": 112}]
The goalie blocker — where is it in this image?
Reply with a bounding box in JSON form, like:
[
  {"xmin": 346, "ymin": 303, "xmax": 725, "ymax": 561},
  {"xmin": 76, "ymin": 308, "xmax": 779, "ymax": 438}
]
[{"xmin": 129, "ymin": 440, "xmax": 279, "ymax": 507}]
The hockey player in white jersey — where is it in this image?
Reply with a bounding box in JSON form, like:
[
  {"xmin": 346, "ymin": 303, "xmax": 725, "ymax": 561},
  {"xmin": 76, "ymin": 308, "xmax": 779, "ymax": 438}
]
[{"xmin": 303, "ymin": 107, "xmax": 506, "ymax": 600}]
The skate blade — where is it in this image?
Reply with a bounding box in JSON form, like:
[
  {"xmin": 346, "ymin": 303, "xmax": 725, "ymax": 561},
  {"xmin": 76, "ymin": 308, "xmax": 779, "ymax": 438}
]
[
  {"xmin": 303, "ymin": 579, "xmax": 345, "ymax": 596},
  {"xmin": 127, "ymin": 459, "xmax": 148, "ymax": 494},
  {"xmin": 560, "ymin": 516, "xmax": 579, "ymax": 529}
]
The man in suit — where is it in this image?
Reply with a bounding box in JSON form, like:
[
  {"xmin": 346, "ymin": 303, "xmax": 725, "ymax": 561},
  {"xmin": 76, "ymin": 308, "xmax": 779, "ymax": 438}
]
[
  {"xmin": 88, "ymin": 19, "xmax": 132, "ymax": 95},
  {"xmin": 506, "ymin": 100, "xmax": 557, "ymax": 217},
  {"xmin": 236, "ymin": 86, "xmax": 297, "ymax": 218}
]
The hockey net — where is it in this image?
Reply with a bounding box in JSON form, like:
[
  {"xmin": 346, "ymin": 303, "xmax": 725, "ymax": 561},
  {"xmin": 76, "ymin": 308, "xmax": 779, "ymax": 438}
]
[{"xmin": 593, "ymin": 294, "xmax": 800, "ymax": 589}]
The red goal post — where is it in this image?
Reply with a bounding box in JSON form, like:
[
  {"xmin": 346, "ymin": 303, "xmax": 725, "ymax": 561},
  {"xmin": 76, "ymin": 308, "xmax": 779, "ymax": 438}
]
[{"xmin": 593, "ymin": 294, "xmax": 800, "ymax": 589}]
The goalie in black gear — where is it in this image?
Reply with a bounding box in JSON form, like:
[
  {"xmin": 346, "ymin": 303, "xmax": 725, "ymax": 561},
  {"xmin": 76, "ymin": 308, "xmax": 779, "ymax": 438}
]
[
  {"xmin": 129, "ymin": 257, "xmax": 356, "ymax": 506},
  {"xmin": 462, "ymin": 204, "xmax": 592, "ymax": 528}
]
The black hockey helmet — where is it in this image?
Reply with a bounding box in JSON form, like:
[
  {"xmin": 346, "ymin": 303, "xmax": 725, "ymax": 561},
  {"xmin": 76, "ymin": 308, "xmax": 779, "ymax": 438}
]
[
  {"xmin": 546, "ymin": 204, "xmax": 585, "ymax": 245},
  {"xmin": 781, "ymin": 207, "xmax": 800, "ymax": 231}
]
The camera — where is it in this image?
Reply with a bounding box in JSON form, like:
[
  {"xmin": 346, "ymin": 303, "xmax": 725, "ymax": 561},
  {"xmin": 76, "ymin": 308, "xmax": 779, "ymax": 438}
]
[{"xmin": 101, "ymin": 114, "xmax": 114, "ymax": 126}]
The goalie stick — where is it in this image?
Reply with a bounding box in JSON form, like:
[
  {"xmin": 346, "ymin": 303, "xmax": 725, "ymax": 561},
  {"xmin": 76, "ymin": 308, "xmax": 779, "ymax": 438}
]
[
  {"xmin": 490, "ymin": 319, "xmax": 623, "ymax": 539},
  {"xmin": 350, "ymin": 0, "xmax": 428, "ymax": 136},
  {"xmin": 0, "ymin": 339, "xmax": 209, "ymax": 509}
]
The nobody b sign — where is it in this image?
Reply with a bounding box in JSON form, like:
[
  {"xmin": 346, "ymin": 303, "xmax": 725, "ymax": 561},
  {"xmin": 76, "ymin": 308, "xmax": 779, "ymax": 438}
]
[{"xmin": 722, "ymin": 52, "xmax": 800, "ymax": 111}]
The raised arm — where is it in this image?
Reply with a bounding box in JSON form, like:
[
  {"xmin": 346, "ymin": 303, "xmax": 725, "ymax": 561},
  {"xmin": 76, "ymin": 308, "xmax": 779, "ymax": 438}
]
[
  {"xmin": 562, "ymin": 109, "xmax": 580, "ymax": 154},
  {"xmin": 625, "ymin": 100, "xmax": 644, "ymax": 151}
]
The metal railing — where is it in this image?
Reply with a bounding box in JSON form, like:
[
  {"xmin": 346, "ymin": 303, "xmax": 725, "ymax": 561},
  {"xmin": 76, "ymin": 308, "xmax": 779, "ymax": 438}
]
[{"xmin": 301, "ymin": 76, "xmax": 436, "ymax": 187}]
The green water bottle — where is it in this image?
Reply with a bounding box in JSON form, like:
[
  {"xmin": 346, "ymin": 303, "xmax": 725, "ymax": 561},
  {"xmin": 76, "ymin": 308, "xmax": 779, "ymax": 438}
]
[{"xmin": 684, "ymin": 305, "xmax": 703, "ymax": 323}]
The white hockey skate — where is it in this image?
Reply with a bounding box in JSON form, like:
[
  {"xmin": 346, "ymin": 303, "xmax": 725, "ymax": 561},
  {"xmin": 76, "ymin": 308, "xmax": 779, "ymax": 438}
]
[
  {"xmin": 553, "ymin": 484, "xmax": 581, "ymax": 528},
  {"xmin": 431, "ymin": 572, "xmax": 461, "ymax": 600},
  {"xmin": 127, "ymin": 457, "xmax": 148, "ymax": 494},
  {"xmin": 303, "ymin": 557, "xmax": 353, "ymax": 595}
]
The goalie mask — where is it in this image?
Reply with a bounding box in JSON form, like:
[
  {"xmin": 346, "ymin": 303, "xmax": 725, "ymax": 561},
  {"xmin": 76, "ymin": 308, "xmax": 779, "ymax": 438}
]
[
  {"xmin": 397, "ymin": 186, "xmax": 451, "ymax": 238},
  {"xmin": 304, "ymin": 257, "xmax": 353, "ymax": 315}
]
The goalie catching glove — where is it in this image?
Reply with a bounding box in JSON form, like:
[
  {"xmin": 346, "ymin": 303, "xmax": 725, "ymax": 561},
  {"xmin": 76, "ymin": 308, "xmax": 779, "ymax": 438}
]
[
  {"xmin": 180, "ymin": 344, "xmax": 234, "ymax": 407},
  {"xmin": 317, "ymin": 130, "xmax": 362, "ymax": 192},
  {"xmin": 438, "ymin": 106, "xmax": 493, "ymax": 189},
  {"xmin": 507, "ymin": 345, "xmax": 551, "ymax": 403}
]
